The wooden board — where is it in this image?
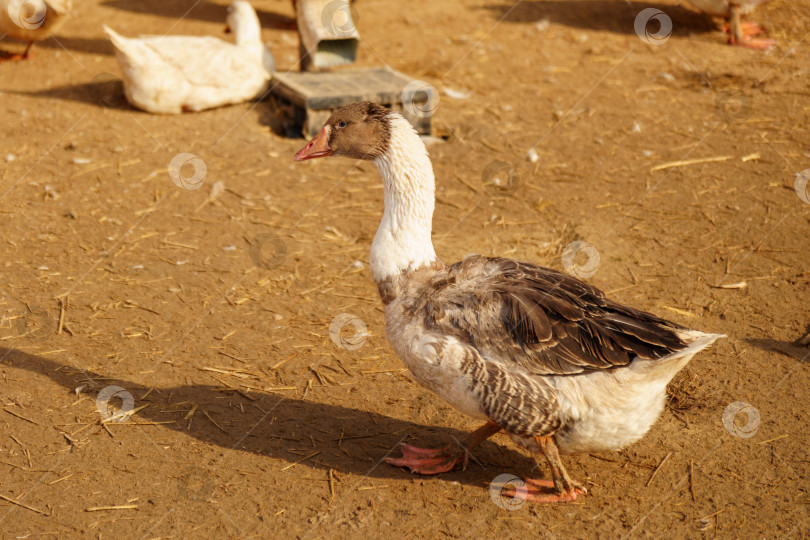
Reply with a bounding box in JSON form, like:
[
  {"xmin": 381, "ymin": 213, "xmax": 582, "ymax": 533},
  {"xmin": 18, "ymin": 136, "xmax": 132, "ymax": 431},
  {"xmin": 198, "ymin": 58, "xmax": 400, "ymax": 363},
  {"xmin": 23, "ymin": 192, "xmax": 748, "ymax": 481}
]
[{"xmin": 269, "ymin": 68, "xmax": 435, "ymax": 138}]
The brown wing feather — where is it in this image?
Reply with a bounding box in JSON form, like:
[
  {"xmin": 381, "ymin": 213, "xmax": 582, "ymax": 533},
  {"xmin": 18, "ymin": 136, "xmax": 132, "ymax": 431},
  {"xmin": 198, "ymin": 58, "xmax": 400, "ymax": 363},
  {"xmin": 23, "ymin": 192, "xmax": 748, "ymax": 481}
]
[{"xmin": 421, "ymin": 254, "xmax": 689, "ymax": 376}]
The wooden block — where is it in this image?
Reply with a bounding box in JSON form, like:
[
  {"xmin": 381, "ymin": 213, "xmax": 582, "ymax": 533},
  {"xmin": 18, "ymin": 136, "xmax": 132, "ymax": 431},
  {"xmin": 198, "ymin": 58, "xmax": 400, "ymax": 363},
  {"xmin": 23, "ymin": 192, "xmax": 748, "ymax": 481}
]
[
  {"xmin": 269, "ymin": 68, "xmax": 435, "ymax": 138},
  {"xmin": 295, "ymin": 0, "xmax": 359, "ymax": 70}
]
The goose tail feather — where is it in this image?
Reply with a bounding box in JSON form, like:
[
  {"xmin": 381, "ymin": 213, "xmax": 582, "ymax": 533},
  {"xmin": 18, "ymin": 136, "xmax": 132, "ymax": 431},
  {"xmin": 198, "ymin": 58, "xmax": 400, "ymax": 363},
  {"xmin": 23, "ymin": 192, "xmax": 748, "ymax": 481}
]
[{"xmin": 634, "ymin": 329, "xmax": 724, "ymax": 380}]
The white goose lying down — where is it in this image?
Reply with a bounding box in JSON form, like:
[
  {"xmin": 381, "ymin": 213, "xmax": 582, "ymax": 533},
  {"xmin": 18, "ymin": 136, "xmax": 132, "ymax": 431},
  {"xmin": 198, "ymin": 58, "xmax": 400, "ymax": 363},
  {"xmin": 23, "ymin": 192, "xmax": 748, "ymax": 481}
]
[
  {"xmin": 103, "ymin": 1, "xmax": 273, "ymax": 114},
  {"xmin": 295, "ymin": 102, "xmax": 724, "ymax": 503}
]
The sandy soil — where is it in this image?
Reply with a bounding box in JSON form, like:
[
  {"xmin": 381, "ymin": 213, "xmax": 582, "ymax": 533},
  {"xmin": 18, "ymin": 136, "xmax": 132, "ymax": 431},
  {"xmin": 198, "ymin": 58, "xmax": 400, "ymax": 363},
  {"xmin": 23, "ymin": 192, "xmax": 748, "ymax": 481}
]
[{"xmin": 1, "ymin": 0, "xmax": 808, "ymax": 537}]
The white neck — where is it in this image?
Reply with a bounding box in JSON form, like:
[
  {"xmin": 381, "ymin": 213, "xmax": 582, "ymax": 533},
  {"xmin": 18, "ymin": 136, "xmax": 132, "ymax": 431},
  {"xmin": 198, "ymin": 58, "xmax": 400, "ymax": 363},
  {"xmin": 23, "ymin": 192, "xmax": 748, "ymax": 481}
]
[
  {"xmin": 230, "ymin": 8, "xmax": 269, "ymax": 67},
  {"xmin": 369, "ymin": 114, "xmax": 438, "ymax": 283}
]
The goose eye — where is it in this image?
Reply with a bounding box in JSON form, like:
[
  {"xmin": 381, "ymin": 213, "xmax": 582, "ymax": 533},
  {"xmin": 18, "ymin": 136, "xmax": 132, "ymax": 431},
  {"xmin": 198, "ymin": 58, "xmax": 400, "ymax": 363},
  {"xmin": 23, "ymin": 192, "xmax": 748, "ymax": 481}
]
[{"xmin": 337, "ymin": 121, "xmax": 347, "ymax": 128}]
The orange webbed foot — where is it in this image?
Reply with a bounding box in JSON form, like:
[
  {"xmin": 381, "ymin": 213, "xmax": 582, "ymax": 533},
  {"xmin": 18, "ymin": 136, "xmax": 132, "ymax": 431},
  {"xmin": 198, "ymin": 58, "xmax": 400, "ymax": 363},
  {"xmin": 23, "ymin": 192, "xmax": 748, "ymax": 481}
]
[
  {"xmin": 728, "ymin": 35, "xmax": 776, "ymax": 50},
  {"xmin": 503, "ymin": 478, "xmax": 587, "ymax": 504},
  {"xmin": 0, "ymin": 52, "xmax": 31, "ymax": 63},
  {"xmin": 385, "ymin": 443, "xmax": 467, "ymax": 475}
]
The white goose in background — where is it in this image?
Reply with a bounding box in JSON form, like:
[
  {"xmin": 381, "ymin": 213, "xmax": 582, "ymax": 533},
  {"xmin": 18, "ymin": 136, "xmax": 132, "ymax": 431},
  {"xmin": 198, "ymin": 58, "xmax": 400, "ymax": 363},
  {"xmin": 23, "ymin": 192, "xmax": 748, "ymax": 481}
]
[
  {"xmin": 685, "ymin": 0, "xmax": 774, "ymax": 49},
  {"xmin": 294, "ymin": 102, "xmax": 724, "ymax": 503},
  {"xmin": 103, "ymin": 0, "xmax": 274, "ymax": 114},
  {"xmin": 0, "ymin": 0, "xmax": 71, "ymax": 61}
]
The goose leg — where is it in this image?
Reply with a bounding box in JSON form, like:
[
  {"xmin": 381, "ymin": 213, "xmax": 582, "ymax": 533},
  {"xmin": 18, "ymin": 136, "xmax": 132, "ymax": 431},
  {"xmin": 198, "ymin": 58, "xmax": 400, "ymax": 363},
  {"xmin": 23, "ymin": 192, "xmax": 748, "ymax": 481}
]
[
  {"xmin": 503, "ymin": 436, "xmax": 587, "ymax": 503},
  {"xmin": 386, "ymin": 421, "xmax": 501, "ymax": 475},
  {"xmin": 726, "ymin": 4, "xmax": 774, "ymax": 50},
  {"xmin": 0, "ymin": 41, "xmax": 34, "ymax": 63},
  {"xmin": 22, "ymin": 41, "xmax": 34, "ymax": 59}
]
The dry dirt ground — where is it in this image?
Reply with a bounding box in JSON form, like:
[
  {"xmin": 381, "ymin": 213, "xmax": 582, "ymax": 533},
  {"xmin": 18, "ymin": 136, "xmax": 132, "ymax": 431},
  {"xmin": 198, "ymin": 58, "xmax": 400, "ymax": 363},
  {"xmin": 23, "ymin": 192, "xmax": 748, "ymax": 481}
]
[{"xmin": 1, "ymin": 0, "xmax": 809, "ymax": 538}]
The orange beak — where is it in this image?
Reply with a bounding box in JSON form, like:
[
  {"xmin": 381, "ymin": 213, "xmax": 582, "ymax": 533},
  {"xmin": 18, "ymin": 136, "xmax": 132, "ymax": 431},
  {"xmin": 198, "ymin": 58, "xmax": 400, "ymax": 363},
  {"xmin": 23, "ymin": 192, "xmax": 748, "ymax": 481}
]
[{"xmin": 294, "ymin": 127, "xmax": 333, "ymax": 161}]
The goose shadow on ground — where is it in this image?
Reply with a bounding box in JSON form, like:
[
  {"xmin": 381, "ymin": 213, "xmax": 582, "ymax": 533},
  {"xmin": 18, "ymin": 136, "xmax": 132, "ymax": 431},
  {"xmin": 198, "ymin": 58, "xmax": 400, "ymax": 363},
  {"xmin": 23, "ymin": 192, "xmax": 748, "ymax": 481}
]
[
  {"xmin": 33, "ymin": 36, "xmax": 115, "ymax": 56},
  {"xmin": 100, "ymin": 0, "xmax": 296, "ymax": 29},
  {"xmin": 4, "ymin": 77, "xmax": 134, "ymax": 110},
  {"xmin": 483, "ymin": 1, "xmax": 718, "ymax": 37},
  {"xmin": 1, "ymin": 347, "xmax": 538, "ymax": 489},
  {"xmin": 6, "ymin": 77, "xmax": 275, "ymax": 113},
  {"xmin": 745, "ymin": 337, "xmax": 810, "ymax": 362}
]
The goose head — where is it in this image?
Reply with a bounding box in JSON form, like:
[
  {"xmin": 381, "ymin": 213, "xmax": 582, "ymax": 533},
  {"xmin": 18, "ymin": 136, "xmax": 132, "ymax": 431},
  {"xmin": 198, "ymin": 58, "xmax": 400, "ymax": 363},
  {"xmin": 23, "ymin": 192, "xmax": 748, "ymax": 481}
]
[
  {"xmin": 226, "ymin": 0, "xmax": 259, "ymax": 34},
  {"xmin": 294, "ymin": 102, "xmax": 392, "ymax": 162},
  {"xmin": 224, "ymin": 0, "xmax": 274, "ymax": 71},
  {"xmin": 225, "ymin": 0, "xmax": 273, "ymax": 70},
  {"xmin": 294, "ymin": 102, "xmax": 438, "ymax": 284}
]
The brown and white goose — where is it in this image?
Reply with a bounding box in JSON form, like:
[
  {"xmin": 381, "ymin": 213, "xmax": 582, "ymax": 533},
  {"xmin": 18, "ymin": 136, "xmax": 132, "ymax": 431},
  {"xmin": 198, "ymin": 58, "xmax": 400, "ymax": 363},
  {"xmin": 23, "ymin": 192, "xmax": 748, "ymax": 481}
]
[{"xmin": 294, "ymin": 102, "xmax": 724, "ymax": 503}]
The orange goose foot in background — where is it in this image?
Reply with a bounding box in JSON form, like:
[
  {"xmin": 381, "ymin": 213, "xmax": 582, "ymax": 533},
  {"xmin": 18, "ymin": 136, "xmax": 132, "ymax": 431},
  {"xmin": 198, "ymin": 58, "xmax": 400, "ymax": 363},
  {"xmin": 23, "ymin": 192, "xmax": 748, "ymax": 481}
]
[
  {"xmin": 728, "ymin": 32, "xmax": 775, "ymax": 50},
  {"xmin": 0, "ymin": 53, "xmax": 29, "ymax": 62},
  {"xmin": 725, "ymin": 6, "xmax": 774, "ymax": 50},
  {"xmin": 726, "ymin": 21, "xmax": 766, "ymax": 36},
  {"xmin": 0, "ymin": 42, "xmax": 34, "ymax": 63},
  {"xmin": 385, "ymin": 421, "xmax": 501, "ymax": 475}
]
